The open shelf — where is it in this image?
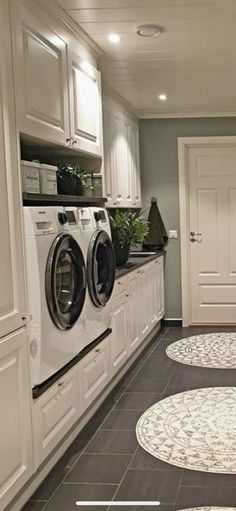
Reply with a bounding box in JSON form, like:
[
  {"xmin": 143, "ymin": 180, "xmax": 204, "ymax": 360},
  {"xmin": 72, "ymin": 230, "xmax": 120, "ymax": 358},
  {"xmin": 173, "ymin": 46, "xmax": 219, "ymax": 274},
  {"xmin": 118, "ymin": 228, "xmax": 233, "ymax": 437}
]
[{"xmin": 23, "ymin": 192, "xmax": 107, "ymax": 207}]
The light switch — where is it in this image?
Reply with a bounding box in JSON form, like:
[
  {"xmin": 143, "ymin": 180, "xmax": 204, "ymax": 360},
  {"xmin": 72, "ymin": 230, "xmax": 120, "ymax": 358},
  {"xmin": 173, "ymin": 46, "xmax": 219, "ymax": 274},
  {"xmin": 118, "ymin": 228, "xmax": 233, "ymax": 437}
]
[{"xmin": 169, "ymin": 230, "xmax": 178, "ymax": 239}]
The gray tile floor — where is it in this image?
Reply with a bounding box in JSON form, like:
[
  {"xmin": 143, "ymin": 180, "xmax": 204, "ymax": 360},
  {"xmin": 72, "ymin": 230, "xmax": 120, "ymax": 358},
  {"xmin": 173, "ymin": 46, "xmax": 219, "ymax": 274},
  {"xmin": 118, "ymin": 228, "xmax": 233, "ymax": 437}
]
[{"xmin": 22, "ymin": 326, "xmax": 236, "ymax": 511}]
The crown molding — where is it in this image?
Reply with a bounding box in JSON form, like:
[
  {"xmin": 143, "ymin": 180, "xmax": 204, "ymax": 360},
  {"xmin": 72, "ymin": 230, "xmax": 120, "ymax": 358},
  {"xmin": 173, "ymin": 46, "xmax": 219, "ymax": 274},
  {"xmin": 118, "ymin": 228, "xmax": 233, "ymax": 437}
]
[
  {"xmin": 138, "ymin": 110, "xmax": 236, "ymax": 119},
  {"xmin": 36, "ymin": 0, "xmax": 104, "ymax": 59},
  {"xmin": 101, "ymin": 80, "xmax": 138, "ymax": 118}
]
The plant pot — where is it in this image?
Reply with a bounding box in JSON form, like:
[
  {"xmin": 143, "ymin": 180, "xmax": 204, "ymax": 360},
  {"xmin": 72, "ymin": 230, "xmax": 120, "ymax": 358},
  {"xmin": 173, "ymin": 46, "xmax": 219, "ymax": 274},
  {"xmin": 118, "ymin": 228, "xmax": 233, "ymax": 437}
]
[
  {"xmin": 113, "ymin": 242, "xmax": 130, "ymax": 267},
  {"xmin": 57, "ymin": 170, "xmax": 77, "ymax": 195}
]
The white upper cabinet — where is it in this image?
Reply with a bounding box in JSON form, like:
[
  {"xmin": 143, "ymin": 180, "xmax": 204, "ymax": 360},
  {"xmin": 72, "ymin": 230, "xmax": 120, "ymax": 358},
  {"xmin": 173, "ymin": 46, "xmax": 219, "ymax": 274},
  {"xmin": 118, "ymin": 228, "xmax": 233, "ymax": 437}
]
[
  {"xmin": 68, "ymin": 49, "xmax": 103, "ymax": 156},
  {"xmin": 103, "ymin": 94, "xmax": 142, "ymax": 208},
  {"xmin": 0, "ymin": 0, "xmax": 26, "ymax": 338},
  {"xmin": 12, "ymin": 1, "xmax": 103, "ymax": 156},
  {"xmin": 12, "ymin": 2, "xmax": 70, "ymax": 146}
]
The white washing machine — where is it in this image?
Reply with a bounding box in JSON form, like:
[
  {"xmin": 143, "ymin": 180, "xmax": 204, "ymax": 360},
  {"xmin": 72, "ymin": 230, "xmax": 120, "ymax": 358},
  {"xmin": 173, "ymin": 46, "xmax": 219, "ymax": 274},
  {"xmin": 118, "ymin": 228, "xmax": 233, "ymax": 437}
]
[
  {"xmin": 79, "ymin": 207, "xmax": 115, "ymax": 348},
  {"xmin": 24, "ymin": 206, "xmax": 86, "ymax": 390}
]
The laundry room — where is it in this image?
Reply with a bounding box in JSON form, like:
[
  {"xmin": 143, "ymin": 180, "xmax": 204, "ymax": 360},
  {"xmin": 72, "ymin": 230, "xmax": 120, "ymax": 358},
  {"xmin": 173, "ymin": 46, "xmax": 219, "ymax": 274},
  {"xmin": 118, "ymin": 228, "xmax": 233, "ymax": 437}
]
[{"xmin": 1, "ymin": 2, "xmax": 236, "ymax": 511}]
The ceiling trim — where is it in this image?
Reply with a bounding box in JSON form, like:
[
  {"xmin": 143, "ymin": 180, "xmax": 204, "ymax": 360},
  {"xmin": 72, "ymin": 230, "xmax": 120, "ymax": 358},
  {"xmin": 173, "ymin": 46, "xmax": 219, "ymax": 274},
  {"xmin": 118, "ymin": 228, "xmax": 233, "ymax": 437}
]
[
  {"xmin": 36, "ymin": 0, "xmax": 104, "ymax": 58},
  {"xmin": 102, "ymin": 80, "xmax": 138, "ymax": 118},
  {"xmin": 138, "ymin": 111, "xmax": 236, "ymax": 119}
]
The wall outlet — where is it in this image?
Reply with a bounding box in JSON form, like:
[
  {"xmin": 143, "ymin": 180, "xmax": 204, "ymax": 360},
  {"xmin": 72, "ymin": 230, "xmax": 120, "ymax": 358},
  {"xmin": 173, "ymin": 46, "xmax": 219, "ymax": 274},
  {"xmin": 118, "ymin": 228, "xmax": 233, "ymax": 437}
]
[{"xmin": 169, "ymin": 229, "xmax": 178, "ymax": 239}]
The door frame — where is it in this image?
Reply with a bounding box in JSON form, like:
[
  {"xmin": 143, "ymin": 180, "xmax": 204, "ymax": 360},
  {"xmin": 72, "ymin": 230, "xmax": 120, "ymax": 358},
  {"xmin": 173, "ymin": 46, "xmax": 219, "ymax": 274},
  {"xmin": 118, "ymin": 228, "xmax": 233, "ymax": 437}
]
[{"xmin": 178, "ymin": 135, "xmax": 236, "ymax": 326}]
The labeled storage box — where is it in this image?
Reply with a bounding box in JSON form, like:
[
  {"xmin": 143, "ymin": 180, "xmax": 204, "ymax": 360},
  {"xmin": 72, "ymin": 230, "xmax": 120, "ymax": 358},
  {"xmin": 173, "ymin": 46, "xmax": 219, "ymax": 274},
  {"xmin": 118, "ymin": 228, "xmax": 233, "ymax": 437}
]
[
  {"xmin": 39, "ymin": 164, "xmax": 58, "ymax": 195},
  {"xmin": 21, "ymin": 160, "xmax": 40, "ymax": 194}
]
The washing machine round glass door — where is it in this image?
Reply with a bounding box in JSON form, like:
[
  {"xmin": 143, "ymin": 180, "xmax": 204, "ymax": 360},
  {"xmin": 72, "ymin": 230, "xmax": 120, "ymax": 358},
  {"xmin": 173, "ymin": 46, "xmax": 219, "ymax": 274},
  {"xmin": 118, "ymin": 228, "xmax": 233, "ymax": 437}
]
[
  {"xmin": 87, "ymin": 230, "xmax": 115, "ymax": 307},
  {"xmin": 45, "ymin": 233, "xmax": 86, "ymax": 330}
]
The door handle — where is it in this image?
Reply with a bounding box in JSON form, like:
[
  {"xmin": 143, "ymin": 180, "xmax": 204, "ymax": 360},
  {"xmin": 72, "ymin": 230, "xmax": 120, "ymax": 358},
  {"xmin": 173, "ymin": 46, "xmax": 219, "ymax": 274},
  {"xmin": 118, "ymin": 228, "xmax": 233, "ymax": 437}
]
[{"xmin": 190, "ymin": 232, "xmax": 202, "ymax": 243}]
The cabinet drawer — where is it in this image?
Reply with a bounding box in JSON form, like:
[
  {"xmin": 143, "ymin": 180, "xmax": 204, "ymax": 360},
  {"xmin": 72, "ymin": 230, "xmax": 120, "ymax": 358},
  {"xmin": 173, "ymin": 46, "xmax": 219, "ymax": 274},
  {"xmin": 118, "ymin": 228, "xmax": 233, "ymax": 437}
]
[
  {"xmin": 79, "ymin": 338, "xmax": 110, "ymax": 413},
  {"xmin": 33, "ymin": 366, "xmax": 79, "ymax": 467}
]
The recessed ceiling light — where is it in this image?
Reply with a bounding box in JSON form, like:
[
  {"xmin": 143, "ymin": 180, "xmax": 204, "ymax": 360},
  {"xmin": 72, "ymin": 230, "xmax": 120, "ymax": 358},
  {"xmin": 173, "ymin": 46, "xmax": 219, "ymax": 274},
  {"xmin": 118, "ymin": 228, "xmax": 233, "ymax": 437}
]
[
  {"xmin": 136, "ymin": 24, "xmax": 163, "ymax": 38},
  {"xmin": 158, "ymin": 94, "xmax": 167, "ymax": 101},
  {"xmin": 108, "ymin": 33, "xmax": 121, "ymax": 44}
]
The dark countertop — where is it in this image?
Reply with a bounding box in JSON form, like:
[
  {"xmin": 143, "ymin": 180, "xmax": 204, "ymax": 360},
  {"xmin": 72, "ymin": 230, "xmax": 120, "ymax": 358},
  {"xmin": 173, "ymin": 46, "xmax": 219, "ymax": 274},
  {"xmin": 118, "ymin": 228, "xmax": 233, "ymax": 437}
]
[{"xmin": 115, "ymin": 250, "xmax": 165, "ymax": 279}]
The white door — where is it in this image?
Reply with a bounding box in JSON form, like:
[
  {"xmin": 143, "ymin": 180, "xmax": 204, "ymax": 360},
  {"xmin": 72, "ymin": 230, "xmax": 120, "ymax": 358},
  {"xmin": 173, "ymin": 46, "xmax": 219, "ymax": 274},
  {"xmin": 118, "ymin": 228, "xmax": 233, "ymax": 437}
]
[
  {"xmin": 179, "ymin": 137, "xmax": 236, "ymax": 324},
  {"xmin": 12, "ymin": 2, "xmax": 69, "ymax": 145},
  {"xmin": 0, "ymin": 329, "xmax": 33, "ymax": 510},
  {"xmin": 0, "ymin": 0, "xmax": 26, "ymax": 338},
  {"xmin": 68, "ymin": 49, "xmax": 102, "ymax": 156}
]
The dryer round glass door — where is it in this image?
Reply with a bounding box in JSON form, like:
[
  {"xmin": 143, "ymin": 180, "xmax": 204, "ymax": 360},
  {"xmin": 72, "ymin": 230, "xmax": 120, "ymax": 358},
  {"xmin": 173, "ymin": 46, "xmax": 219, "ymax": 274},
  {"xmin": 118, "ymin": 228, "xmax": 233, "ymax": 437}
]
[
  {"xmin": 45, "ymin": 233, "xmax": 86, "ymax": 330},
  {"xmin": 87, "ymin": 230, "xmax": 115, "ymax": 307}
]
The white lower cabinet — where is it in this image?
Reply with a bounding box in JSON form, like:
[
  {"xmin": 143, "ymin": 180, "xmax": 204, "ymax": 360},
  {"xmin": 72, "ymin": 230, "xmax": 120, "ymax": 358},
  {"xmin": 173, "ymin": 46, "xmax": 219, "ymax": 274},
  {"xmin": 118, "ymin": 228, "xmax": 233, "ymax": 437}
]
[
  {"xmin": 79, "ymin": 338, "xmax": 110, "ymax": 414},
  {"xmin": 110, "ymin": 293, "xmax": 129, "ymax": 375},
  {"xmin": 33, "ymin": 366, "xmax": 79, "ymax": 467},
  {"xmin": 0, "ymin": 329, "xmax": 33, "ymax": 511},
  {"xmin": 110, "ymin": 256, "xmax": 165, "ymax": 376}
]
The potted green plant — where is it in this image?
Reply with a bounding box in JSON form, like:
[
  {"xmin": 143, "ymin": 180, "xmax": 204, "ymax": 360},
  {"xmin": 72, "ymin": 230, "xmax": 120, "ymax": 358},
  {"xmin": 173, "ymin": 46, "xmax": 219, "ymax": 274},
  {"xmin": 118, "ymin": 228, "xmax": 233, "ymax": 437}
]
[
  {"xmin": 57, "ymin": 161, "xmax": 90, "ymax": 195},
  {"xmin": 110, "ymin": 210, "xmax": 149, "ymax": 267}
]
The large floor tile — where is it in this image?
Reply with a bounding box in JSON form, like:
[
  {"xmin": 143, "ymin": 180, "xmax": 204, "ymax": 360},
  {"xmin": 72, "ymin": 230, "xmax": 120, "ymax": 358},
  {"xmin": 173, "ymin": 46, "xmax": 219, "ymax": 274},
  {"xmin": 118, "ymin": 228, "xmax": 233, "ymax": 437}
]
[
  {"xmin": 114, "ymin": 469, "xmax": 181, "ymax": 503},
  {"xmin": 127, "ymin": 376, "xmax": 170, "ymax": 393},
  {"xmin": 181, "ymin": 469, "xmax": 236, "ymax": 487},
  {"xmin": 114, "ymin": 392, "xmax": 162, "ymax": 410},
  {"xmin": 43, "ymin": 482, "xmax": 117, "ymax": 511},
  {"xmin": 31, "ymin": 460, "xmax": 69, "ymax": 501},
  {"xmin": 85, "ymin": 430, "xmax": 138, "ymax": 454},
  {"xmin": 109, "ymin": 506, "xmax": 173, "ymax": 511},
  {"xmin": 130, "ymin": 447, "xmax": 182, "ymax": 472},
  {"xmin": 101, "ymin": 410, "xmax": 141, "ymax": 430},
  {"xmin": 22, "ymin": 502, "xmax": 47, "ymax": 511},
  {"xmin": 175, "ymin": 485, "xmax": 236, "ymax": 508},
  {"xmin": 65, "ymin": 454, "xmax": 131, "ymax": 484}
]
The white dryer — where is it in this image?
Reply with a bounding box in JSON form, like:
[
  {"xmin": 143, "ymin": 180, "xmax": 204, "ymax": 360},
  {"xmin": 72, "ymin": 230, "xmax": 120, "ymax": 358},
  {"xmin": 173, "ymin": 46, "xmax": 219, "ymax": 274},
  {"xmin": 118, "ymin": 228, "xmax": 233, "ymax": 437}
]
[
  {"xmin": 79, "ymin": 207, "xmax": 115, "ymax": 348},
  {"xmin": 24, "ymin": 206, "xmax": 86, "ymax": 390}
]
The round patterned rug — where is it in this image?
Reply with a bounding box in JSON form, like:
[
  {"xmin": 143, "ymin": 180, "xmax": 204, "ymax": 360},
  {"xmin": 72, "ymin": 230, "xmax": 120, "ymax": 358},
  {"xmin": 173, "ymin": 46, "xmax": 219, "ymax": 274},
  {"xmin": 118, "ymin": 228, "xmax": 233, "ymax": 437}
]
[
  {"xmin": 179, "ymin": 509, "xmax": 236, "ymax": 511},
  {"xmin": 166, "ymin": 332, "xmax": 236, "ymax": 368},
  {"xmin": 136, "ymin": 387, "xmax": 236, "ymax": 473}
]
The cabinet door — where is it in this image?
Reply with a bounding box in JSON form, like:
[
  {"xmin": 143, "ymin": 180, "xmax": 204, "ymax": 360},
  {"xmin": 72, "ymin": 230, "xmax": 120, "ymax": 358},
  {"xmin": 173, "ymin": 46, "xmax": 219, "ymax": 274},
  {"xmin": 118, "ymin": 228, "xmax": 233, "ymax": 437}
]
[
  {"xmin": 68, "ymin": 49, "xmax": 102, "ymax": 156},
  {"xmin": 137, "ymin": 269, "xmax": 149, "ymax": 340},
  {"xmin": 157, "ymin": 257, "xmax": 165, "ymax": 320},
  {"xmin": 111, "ymin": 293, "xmax": 128, "ymax": 374},
  {"xmin": 123, "ymin": 116, "xmax": 135, "ymax": 208},
  {"xmin": 131, "ymin": 120, "xmax": 142, "ymax": 208},
  {"xmin": 148, "ymin": 262, "xmax": 159, "ymax": 327},
  {"xmin": 79, "ymin": 338, "xmax": 110, "ymax": 413},
  {"xmin": 34, "ymin": 366, "xmax": 79, "ymax": 467},
  {"xmin": 102, "ymin": 100, "xmax": 116, "ymax": 206},
  {"xmin": 127, "ymin": 273, "xmax": 140, "ymax": 353},
  {"xmin": 13, "ymin": 3, "xmax": 69, "ymax": 145},
  {"xmin": 0, "ymin": 0, "xmax": 26, "ymax": 338},
  {"xmin": 0, "ymin": 329, "xmax": 33, "ymax": 510}
]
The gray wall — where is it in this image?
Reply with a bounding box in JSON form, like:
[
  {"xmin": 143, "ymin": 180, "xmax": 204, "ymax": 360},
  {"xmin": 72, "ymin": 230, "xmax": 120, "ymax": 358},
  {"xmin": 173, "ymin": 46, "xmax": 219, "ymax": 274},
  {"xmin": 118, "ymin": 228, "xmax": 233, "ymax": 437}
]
[{"xmin": 139, "ymin": 117, "xmax": 236, "ymax": 319}]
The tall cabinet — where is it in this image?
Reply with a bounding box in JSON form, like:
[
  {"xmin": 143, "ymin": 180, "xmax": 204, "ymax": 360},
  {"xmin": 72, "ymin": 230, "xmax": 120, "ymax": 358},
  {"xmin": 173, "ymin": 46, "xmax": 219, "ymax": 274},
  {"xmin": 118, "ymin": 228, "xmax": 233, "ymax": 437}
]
[
  {"xmin": 103, "ymin": 93, "xmax": 141, "ymax": 208},
  {"xmin": 0, "ymin": 2, "xmax": 33, "ymax": 509}
]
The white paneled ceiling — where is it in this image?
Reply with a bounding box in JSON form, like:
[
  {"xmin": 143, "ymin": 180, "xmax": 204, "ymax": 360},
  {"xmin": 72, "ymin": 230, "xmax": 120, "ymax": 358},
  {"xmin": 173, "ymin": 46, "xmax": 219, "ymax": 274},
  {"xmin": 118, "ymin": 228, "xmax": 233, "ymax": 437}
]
[{"xmin": 56, "ymin": 0, "xmax": 236, "ymax": 117}]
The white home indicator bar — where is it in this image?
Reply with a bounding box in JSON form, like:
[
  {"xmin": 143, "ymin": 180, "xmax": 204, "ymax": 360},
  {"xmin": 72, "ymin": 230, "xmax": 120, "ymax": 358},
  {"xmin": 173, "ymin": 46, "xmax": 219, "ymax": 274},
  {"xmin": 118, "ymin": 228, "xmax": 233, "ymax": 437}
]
[{"xmin": 76, "ymin": 502, "xmax": 160, "ymax": 506}]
